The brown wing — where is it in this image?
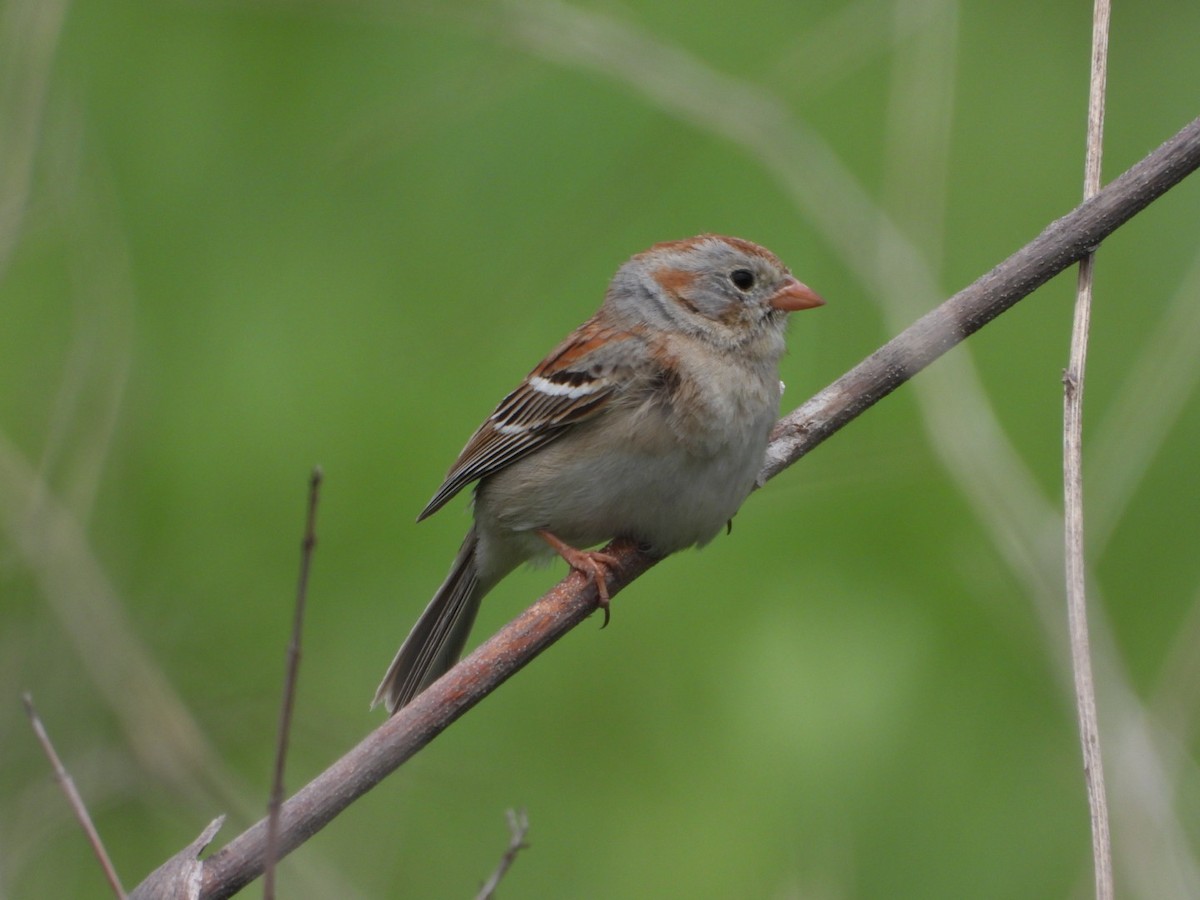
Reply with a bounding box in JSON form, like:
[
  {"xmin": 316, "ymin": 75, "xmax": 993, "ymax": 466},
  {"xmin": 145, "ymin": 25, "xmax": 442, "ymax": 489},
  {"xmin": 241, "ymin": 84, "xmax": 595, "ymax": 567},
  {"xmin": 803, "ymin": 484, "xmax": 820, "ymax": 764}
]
[{"xmin": 417, "ymin": 320, "xmax": 640, "ymax": 521}]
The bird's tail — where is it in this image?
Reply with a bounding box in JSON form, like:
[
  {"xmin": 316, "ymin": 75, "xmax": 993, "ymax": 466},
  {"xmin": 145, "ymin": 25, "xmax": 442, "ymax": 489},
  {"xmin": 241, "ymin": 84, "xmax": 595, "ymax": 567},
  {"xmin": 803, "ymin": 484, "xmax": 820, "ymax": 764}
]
[{"xmin": 373, "ymin": 527, "xmax": 484, "ymax": 714}]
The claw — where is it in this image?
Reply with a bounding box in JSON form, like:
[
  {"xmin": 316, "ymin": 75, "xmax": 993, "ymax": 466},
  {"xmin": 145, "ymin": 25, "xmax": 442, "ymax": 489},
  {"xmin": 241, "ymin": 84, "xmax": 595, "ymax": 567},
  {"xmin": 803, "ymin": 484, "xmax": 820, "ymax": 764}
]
[{"xmin": 536, "ymin": 529, "xmax": 619, "ymax": 625}]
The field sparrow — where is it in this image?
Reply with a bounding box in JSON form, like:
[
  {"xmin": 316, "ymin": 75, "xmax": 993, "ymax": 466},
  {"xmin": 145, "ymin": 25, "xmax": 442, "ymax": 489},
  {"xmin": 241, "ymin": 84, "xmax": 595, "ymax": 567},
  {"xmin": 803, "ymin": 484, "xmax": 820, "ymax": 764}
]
[{"xmin": 374, "ymin": 234, "xmax": 823, "ymax": 713}]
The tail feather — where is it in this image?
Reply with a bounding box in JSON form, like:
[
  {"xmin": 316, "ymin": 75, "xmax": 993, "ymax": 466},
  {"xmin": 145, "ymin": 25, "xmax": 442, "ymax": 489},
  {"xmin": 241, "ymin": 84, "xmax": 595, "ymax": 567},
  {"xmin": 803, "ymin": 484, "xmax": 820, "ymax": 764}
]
[{"xmin": 373, "ymin": 528, "xmax": 483, "ymax": 714}]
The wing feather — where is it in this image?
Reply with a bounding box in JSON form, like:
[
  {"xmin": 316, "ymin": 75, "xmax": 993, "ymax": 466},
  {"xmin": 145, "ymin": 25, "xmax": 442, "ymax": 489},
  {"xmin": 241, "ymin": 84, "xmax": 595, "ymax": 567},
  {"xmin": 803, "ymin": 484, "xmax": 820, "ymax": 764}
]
[{"xmin": 417, "ymin": 322, "xmax": 638, "ymax": 521}]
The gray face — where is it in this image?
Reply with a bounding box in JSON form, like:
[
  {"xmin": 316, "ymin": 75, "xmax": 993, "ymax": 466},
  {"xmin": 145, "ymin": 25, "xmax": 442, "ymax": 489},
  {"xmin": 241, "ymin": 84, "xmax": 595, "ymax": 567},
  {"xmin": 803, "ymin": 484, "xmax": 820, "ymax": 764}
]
[{"xmin": 604, "ymin": 235, "xmax": 795, "ymax": 346}]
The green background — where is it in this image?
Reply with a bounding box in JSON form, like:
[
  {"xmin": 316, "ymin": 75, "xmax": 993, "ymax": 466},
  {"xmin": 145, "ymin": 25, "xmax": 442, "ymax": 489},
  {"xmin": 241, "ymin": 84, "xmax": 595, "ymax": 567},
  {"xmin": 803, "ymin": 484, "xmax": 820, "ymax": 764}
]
[{"xmin": 3, "ymin": 1, "xmax": 1199, "ymax": 897}]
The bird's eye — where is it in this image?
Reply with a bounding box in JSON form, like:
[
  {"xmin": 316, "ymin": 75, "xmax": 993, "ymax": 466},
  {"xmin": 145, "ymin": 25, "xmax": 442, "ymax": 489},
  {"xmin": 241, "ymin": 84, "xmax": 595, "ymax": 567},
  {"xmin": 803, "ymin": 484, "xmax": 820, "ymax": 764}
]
[{"xmin": 730, "ymin": 269, "xmax": 756, "ymax": 291}]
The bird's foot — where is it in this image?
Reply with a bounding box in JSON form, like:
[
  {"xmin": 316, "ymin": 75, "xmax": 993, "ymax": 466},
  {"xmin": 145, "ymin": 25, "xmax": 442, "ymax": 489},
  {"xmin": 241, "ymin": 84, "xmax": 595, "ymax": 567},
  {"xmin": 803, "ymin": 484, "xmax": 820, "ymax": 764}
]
[{"xmin": 536, "ymin": 529, "xmax": 619, "ymax": 627}]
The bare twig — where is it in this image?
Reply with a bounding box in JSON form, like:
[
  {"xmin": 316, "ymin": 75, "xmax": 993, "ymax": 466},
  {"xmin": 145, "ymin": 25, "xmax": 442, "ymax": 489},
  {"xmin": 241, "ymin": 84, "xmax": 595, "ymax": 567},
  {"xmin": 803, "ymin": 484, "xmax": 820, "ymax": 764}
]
[
  {"xmin": 0, "ymin": 433, "xmax": 359, "ymax": 898},
  {"xmin": 129, "ymin": 816, "xmax": 226, "ymax": 900},
  {"xmin": 263, "ymin": 467, "xmax": 324, "ymax": 899},
  {"xmin": 196, "ymin": 537, "xmax": 653, "ymax": 899},
  {"xmin": 760, "ymin": 114, "xmax": 1200, "ymax": 481},
  {"xmin": 1064, "ymin": 1, "xmax": 1113, "ymax": 898},
  {"xmin": 160, "ymin": 115, "xmax": 1200, "ymax": 900},
  {"xmin": 476, "ymin": 809, "xmax": 531, "ymax": 900},
  {"xmin": 22, "ymin": 692, "xmax": 128, "ymax": 900}
]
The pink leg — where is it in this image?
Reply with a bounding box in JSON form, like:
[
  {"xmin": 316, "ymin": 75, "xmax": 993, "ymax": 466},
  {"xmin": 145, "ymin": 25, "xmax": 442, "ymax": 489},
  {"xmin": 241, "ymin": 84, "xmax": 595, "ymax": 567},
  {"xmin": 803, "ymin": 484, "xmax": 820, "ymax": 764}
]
[{"xmin": 536, "ymin": 529, "xmax": 620, "ymax": 625}]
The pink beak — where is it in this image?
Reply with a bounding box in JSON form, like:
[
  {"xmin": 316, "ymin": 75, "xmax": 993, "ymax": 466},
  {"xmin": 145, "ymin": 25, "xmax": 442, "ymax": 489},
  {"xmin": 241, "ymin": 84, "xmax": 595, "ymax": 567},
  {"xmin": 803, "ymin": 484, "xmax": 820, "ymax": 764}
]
[{"xmin": 769, "ymin": 277, "xmax": 825, "ymax": 312}]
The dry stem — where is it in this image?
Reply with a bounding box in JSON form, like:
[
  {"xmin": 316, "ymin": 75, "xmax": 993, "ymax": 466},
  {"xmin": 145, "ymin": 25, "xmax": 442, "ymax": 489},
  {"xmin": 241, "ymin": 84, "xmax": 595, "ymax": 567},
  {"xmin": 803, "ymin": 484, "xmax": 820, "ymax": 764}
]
[
  {"xmin": 1063, "ymin": 0, "xmax": 1114, "ymax": 897},
  {"xmin": 475, "ymin": 809, "xmax": 531, "ymax": 900},
  {"xmin": 263, "ymin": 467, "xmax": 324, "ymax": 898},
  {"xmin": 23, "ymin": 693, "xmax": 128, "ymax": 899}
]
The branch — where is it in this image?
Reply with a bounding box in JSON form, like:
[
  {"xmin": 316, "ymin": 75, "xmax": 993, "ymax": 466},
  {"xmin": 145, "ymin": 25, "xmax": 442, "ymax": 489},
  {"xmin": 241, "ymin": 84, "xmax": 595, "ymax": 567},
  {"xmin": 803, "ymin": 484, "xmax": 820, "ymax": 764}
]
[
  {"xmin": 197, "ymin": 536, "xmax": 656, "ymax": 899},
  {"xmin": 1064, "ymin": 1, "xmax": 1114, "ymax": 897},
  {"xmin": 263, "ymin": 467, "xmax": 324, "ymax": 899},
  {"xmin": 475, "ymin": 808, "xmax": 531, "ymax": 900},
  {"xmin": 129, "ymin": 816, "xmax": 225, "ymax": 900},
  {"xmin": 134, "ymin": 113, "xmax": 1200, "ymax": 900},
  {"xmin": 761, "ymin": 114, "xmax": 1200, "ymax": 481},
  {"xmin": 23, "ymin": 692, "xmax": 128, "ymax": 900}
]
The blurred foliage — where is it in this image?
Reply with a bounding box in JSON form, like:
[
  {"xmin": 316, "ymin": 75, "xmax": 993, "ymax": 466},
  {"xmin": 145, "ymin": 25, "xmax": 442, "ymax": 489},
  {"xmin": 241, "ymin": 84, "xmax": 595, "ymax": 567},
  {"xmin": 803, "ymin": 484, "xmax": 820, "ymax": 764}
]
[{"xmin": 2, "ymin": 0, "xmax": 1199, "ymax": 897}]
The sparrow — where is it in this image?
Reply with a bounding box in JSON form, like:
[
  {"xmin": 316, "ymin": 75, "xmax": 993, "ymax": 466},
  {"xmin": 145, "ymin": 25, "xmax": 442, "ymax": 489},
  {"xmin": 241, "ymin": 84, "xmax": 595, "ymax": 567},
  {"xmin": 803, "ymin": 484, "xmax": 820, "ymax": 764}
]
[{"xmin": 374, "ymin": 234, "xmax": 823, "ymax": 713}]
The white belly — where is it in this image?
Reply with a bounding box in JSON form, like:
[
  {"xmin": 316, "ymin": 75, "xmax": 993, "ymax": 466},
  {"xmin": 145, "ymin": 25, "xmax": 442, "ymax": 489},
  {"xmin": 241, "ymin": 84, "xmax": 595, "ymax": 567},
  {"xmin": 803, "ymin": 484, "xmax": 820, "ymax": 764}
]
[{"xmin": 474, "ymin": 387, "xmax": 776, "ymax": 556}]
